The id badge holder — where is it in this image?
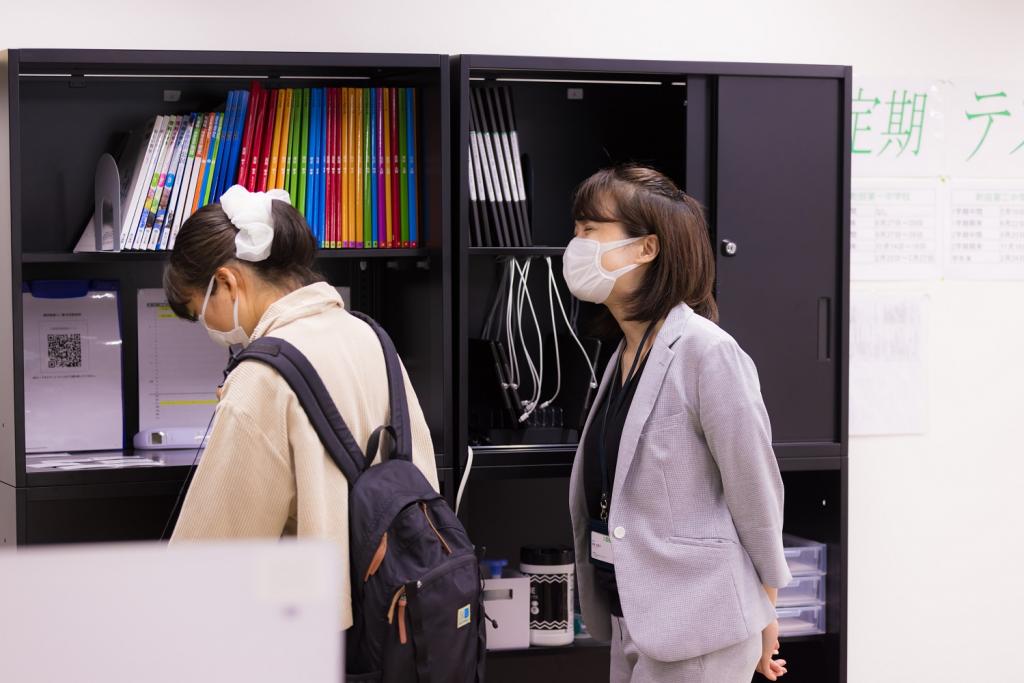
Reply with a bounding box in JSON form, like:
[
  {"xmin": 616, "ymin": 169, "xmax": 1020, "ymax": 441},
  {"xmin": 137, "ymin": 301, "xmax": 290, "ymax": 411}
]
[{"xmin": 589, "ymin": 518, "xmax": 615, "ymax": 570}]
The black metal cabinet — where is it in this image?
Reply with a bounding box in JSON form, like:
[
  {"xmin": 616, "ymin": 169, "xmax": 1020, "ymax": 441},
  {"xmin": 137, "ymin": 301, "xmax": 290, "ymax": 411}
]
[
  {"xmin": 712, "ymin": 75, "xmax": 847, "ymax": 452},
  {"xmin": 452, "ymin": 55, "xmax": 849, "ymax": 683},
  {"xmin": 2, "ymin": 49, "xmax": 849, "ymax": 683},
  {"xmin": 1, "ymin": 49, "xmax": 455, "ymax": 543}
]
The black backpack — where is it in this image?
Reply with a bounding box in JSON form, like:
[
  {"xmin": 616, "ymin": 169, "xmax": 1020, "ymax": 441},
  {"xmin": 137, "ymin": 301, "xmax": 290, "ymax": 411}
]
[{"xmin": 226, "ymin": 311, "xmax": 486, "ymax": 683}]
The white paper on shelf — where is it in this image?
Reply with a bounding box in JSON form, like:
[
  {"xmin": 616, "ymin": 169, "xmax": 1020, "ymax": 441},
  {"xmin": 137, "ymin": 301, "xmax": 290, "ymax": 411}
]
[
  {"xmin": 137, "ymin": 289, "xmax": 227, "ymax": 436},
  {"xmin": 851, "ymin": 177, "xmax": 944, "ymax": 280},
  {"xmin": 136, "ymin": 285, "xmax": 351, "ymax": 441},
  {"xmin": 849, "ymin": 291, "xmax": 929, "ymax": 436},
  {"xmin": 25, "ymin": 453, "xmax": 165, "ymax": 470},
  {"xmin": 66, "ymin": 459, "xmax": 164, "ymax": 470},
  {"xmin": 23, "ymin": 288, "xmax": 123, "ymax": 453}
]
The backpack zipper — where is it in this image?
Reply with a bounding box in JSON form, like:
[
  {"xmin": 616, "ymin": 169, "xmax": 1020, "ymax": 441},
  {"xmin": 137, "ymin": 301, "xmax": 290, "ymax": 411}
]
[
  {"xmin": 364, "ymin": 532, "xmax": 388, "ymax": 582},
  {"xmin": 387, "ymin": 586, "xmax": 405, "ymax": 622},
  {"xmin": 420, "ymin": 502, "xmax": 452, "ymax": 555},
  {"xmin": 387, "ymin": 586, "xmax": 409, "ymax": 645},
  {"xmin": 397, "ymin": 595, "xmax": 408, "ymax": 645}
]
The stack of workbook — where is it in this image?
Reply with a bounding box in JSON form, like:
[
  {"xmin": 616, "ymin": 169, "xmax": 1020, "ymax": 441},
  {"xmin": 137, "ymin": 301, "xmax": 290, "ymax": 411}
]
[
  {"xmin": 84, "ymin": 84, "xmax": 419, "ymax": 252},
  {"xmin": 239, "ymin": 84, "xmax": 419, "ymax": 249},
  {"xmin": 467, "ymin": 86, "xmax": 531, "ymax": 247}
]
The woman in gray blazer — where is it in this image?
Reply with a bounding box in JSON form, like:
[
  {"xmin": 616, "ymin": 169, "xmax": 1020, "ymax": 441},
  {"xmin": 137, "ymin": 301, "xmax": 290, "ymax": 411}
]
[{"xmin": 564, "ymin": 165, "xmax": 792, "ymax": 682}]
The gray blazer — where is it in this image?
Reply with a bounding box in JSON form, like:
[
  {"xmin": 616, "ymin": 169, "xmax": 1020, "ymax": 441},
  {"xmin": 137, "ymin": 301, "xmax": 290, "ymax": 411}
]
[{"xmin": 569, "ymin": 302, "xmax": 792, "ymax": 662}]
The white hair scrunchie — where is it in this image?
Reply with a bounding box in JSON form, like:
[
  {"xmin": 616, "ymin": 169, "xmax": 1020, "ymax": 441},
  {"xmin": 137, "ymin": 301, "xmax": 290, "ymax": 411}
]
[{"xmin": 220, "ymin": 184, "xmax": 292, "ymax": 262}]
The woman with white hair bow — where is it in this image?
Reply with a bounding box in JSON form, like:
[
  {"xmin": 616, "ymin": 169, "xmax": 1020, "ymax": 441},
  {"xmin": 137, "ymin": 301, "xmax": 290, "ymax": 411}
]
[{"xmin": 163, "ymin": 184, "xmax": 439, "ymax": 631}]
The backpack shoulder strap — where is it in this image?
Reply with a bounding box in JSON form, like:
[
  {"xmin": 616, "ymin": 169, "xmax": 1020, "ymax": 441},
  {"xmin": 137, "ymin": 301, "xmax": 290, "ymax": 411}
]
[
  {"xmin": 226, "ymin": 337, "xmax": 366, "ymax": 485},
  {"xmin": 347, "ymin": 311, "xmax": 413, "ymax": 463}
]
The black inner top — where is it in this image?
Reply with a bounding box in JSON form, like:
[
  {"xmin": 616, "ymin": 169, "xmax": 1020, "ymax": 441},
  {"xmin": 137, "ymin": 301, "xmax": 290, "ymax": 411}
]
[{"xmin": 583, "ymin": 350, "xmax": 649, "ymax": 618}]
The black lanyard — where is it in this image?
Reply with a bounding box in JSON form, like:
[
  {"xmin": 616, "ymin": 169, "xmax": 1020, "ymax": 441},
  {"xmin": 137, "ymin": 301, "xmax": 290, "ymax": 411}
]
[{"xmin": 597, "ymin": 321, "xmax": 657, "ymax": 521}]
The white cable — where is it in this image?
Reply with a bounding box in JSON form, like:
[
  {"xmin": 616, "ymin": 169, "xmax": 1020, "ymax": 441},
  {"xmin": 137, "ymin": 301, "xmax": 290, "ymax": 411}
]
[
  {"xmin": 456, "ymin": 445, "xmax": 474, "ymax": 516},
  {"xmin": 522, "ymin": 259, "xmax": 544, "ymax": 412},
  {"xmin": 514, "ymin": 260, "xmax": 535, "ymax": 410},
  {"xmin": 513, "ymin": 260, "xmax": 538, "ymax": 420},
  {"xmin": 525, "ymin": 260, "xmax": 544, "ymax": 417},
  {"xmin": 513, "ymin": 258, "xmax": 544, "ymax": 422},
  {"xmin": 540, "ymin": 257, "xmax": 562, "ymax": 408},
  {"xmin": 505, "ymin": 259, "xmax": 519, "ymax": 390},
  {"xmin": 551, "ymin": 265, "xmax": 599, "ymax": 389},
  {"xmin": 505, "ymin": 258, "xmax": 516, "ymax": 388}
]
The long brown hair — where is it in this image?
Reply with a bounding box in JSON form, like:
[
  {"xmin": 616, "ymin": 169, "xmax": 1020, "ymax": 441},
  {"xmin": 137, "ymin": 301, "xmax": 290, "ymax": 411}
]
[
  {"xmin": 163, "ymin": 200, "xmax": 323, "ymax": 320},
  {"xmin": 572, "ymin": 164, "xmax": 718, "ymax": 325}
]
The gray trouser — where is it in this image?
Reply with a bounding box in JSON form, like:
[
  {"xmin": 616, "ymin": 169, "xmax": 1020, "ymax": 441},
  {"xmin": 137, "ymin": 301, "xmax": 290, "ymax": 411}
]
[{"xmin": 610, "ymin": 616, "xmax": 762, "ymax": 683}]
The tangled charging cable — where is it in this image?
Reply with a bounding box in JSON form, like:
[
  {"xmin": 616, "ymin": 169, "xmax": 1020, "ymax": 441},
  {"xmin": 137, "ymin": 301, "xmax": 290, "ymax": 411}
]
[{"xmin": 545, "ymin": 256, "xmax": 597, "ymax": 390}]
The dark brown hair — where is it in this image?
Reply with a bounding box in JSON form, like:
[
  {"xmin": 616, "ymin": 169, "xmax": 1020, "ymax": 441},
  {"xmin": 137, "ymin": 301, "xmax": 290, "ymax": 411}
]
[
  {"xmin": 163, "ymin": 200, "xmax": 323, "ymax": 320},
  {"xmin": 572, "ymin": 164, "xmax": 718, "ymax": 326}
]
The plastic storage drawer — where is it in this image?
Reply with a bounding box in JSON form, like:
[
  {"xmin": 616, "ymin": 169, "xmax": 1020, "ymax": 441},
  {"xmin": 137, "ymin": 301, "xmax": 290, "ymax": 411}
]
[
  {"xmin": 776, "ymin": 604, "xmax": 826, "ymax": 637},
  {"xmin": 782, "ymin": 534, "xmax": 827, "ymax": 576},
  {"xmin": 777, "ymin": 574, "xmax": 825, "ymax": 607}
]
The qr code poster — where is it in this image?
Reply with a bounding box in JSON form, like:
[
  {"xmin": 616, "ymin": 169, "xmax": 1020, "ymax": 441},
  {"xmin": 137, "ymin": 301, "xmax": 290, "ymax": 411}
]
[
  {"xmin": 22, "ymin": 288, "xmax": 123, "ymax": 453},
  {"xmin": 39, "ymin": 323, "xmax": 88, "ymax": 374}
]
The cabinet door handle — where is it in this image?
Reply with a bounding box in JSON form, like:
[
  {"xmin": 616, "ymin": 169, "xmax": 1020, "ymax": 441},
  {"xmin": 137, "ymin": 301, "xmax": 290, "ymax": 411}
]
[
  {"xmin": 720, "ymin": 239, "xmax": 738, "ymax": 257},
  {"xmin": 817, "ymin": 297, "xmax": 832, "ymax": 362}
]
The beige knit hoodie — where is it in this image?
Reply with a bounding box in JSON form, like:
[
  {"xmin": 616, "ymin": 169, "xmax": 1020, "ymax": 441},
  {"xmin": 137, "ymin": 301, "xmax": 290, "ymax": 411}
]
[{"xmin": 170, "ymin": 282, "xmax": 440, "ymax": 629}]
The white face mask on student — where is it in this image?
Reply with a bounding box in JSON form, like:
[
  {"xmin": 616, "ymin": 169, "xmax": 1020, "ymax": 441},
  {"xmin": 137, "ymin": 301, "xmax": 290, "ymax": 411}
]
[
  {"xmin": 562, "ymin": 236, "xmax": 642, "ymax": 304},
  {"xmin": 199, "ymin": 274, "xmax": 250, "ymax": 349}
]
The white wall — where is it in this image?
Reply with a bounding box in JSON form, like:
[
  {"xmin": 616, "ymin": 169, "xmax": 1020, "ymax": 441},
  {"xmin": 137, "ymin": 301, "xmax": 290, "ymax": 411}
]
[{"xmin": 4, "ymin": 2, "xmax": 1023, "ymax": 680}]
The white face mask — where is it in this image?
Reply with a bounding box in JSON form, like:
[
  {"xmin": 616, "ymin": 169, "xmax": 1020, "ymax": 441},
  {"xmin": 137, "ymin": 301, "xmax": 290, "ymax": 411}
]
[
  {"xmin": 562, "ymin": 236, "xmax": 643, "ymax": 304},
  {"xmin": 199, "ymin": 274, "xmax": 250, "ymax": 349}
]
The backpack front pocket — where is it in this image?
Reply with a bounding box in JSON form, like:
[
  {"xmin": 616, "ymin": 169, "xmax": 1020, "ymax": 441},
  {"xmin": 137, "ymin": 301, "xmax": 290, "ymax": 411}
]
[
  {"xmin": 382, "ymin": 585, "xmax": 417, "ymax": 683},
  {"xmin": 403, "ymin": 554, "xmax": 481, "ymax": 683}
]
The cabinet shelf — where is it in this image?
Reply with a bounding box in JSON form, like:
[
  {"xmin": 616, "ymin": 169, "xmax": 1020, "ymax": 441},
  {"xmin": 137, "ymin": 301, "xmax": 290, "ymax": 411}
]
[
  {"xmin": 24, "ymin": 451, "xmax": 450, "ymax": 488},
  {"xmin": 23, "ymin": 252, "xmax": 169, "ymax": 263},
  {"xmin": 777, "ymin": 454, "xmax": 843, "ymax": 472},
  {"xmin": 464, "ymin": 443, "xmax": 841, "ymax": 477},
  {"xmin": 316, "ymin": 248, "xmax": 431, "ymax": 259},
  {"xmin": 486, "ymin": 637, "xmax": 609, "ymax": 657},
  {"xmin": 24, "ymin": 450, "xmax": 199, "ymax": 488},
  {"xmin": 487, "ymin": 631, "xmax": 831, "ymax": 658},
  {"xmin": 467, "ymin": 247, "xmax": 565, "ymax": 257},
  {"xmin": 22, "ymin": 248, "xmax": 431, "ymax": 264},
  {"xmin": 467, "ymin": 443, "xmax": 577, "ymax": 478}
]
